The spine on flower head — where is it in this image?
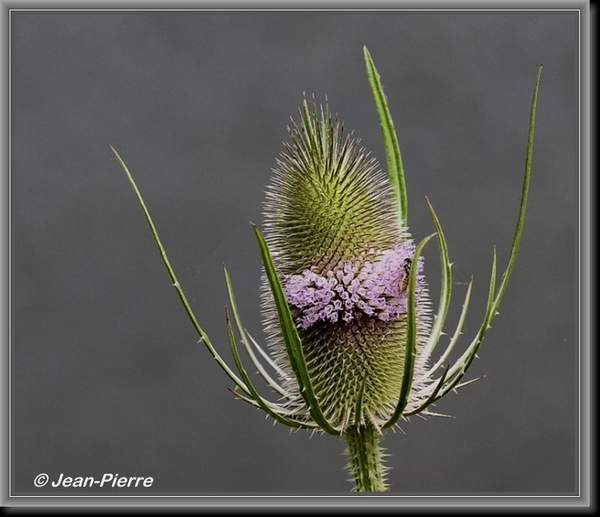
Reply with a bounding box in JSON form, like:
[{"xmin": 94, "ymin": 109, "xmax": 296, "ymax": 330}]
[{"xmin": 262, "ymin": 98, "xmax": 430, "ymax": 430}]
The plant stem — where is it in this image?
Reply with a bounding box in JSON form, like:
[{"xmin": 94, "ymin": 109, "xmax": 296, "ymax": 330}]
[{"xmin": 344, "ymin": 424, "xmax": 387, "ymax": 492}]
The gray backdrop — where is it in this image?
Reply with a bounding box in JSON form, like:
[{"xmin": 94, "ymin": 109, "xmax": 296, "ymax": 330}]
[{"xmin": 11, "ymin": 11, "xmax": 579, "ymax": 494}]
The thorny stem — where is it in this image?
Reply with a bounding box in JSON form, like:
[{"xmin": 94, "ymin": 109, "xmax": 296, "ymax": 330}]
[{"xmin": 344, "ymin": 424, "xmax": 387, "ymax": 492}]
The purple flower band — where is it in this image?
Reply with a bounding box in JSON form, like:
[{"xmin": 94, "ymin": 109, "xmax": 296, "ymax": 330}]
[{"xmin": 284, "ymin": 241, "xmax": 424, "ymax": 328}]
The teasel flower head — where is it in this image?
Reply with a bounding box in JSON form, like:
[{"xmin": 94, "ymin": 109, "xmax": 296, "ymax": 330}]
[
  {"xmin": 261, "ymin": 98, "xmax": 433, "ymax": 431},
  {"xmin": 111, "ymin": 46, "xmax": 541, "ymax": 492}
]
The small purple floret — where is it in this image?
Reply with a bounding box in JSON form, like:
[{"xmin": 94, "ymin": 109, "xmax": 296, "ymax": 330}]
[{"xmin": 284, "ymin": 241, "xmax": 424, "ymax": 328}]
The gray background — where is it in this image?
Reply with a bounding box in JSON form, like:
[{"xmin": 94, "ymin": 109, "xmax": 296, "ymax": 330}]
[{"xmin": 11, "ymin": 11, "xmax": 579, "ymax": 494}]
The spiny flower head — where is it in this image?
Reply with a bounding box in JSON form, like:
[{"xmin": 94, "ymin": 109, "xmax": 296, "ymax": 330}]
[{"xmin": 262, "ymin": 99, "xmax": 432, "ymax": 431}]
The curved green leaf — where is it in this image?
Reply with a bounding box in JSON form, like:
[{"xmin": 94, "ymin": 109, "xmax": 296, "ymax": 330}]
[
  {"xmin": 422, "ymin": 197, "xmax": 453, "ymax": 361},
  {"xmin": 109, "ymin": 146, "xmax": 249, "ymax": 395},
  {"xmin": 223, "ymin": 267, "xmax": 289, "ymax": 399},
  {"xmin": 404, "ymin": 365, "xmax": 449, "ymax": 417},
  {"xmin": 436, "ymin": 248, "xmax": 497, "ymax": 399},
  {"xmin": 429, "ymin": 279, "xmax": 473, "ymax": 375},
  {"xmin": 490, "ymin": 65, "xmax": 542, "ymax": 315},
  {"xmin": 431, "ymin": 65, "xmax": 541, "ymax": 400},
  {"xmin": 253, "ymin": 225, "xmax": 340, "ymax": 435},
  {"xmin": 363, "ymin": 45, "xmax": 407, "ymax": 226},
  {"xmin": 225, "ymin": 308, "xmax": 314, "ymax": 429},
  {"xmin": 383, "ymin": 232, "xmax": 436, "ymax": 428}
]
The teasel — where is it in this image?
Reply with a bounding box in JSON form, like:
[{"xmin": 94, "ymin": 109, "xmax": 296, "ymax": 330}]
[{"xmin": 111, "ymin": 46, "xmax": 541, "ymax": 492}]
